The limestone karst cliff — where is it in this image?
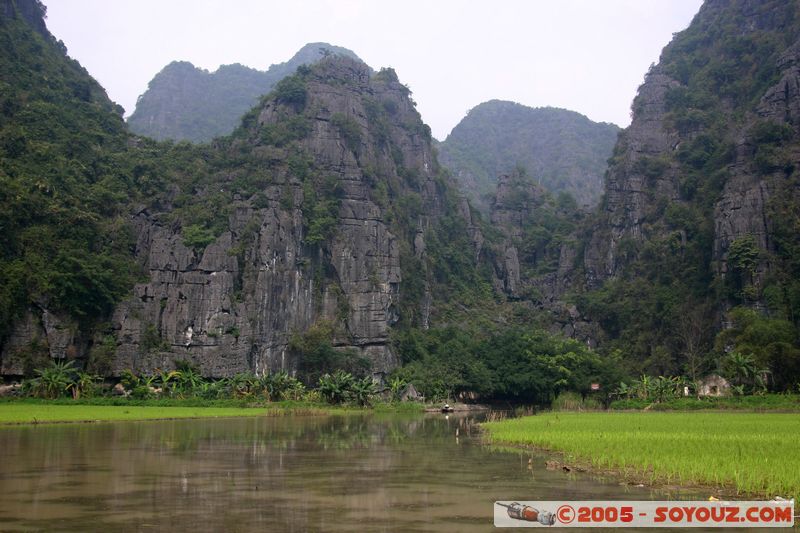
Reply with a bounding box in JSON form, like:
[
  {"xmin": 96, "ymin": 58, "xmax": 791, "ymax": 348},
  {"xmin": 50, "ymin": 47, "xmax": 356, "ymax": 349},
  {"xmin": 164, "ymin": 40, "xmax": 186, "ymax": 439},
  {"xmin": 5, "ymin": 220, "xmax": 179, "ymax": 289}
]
[
  {"xmin": 585, "ymin": 0, "xmax": 800, "ymax": 286},
  {"xmin": 109, "ymin": 59, "xmax": 450, "ymax": 377},
  {"xmin": 578, "ymin": 0, "xmax": 800, "ymax": 376},
  {"xmin": 1, "ymin": 0, "xmax": 473, "ymax": 378},
  {"xmin": 2, "ymin": 0, "xmax": 800, "ymax": 391}
]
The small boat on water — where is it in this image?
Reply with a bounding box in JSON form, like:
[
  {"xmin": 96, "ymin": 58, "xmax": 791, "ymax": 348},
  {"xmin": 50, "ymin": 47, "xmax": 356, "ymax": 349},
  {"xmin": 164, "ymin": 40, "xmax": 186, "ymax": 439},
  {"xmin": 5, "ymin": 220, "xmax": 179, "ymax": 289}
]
[{"xmin": 441, "ymin": 403, "xmax": 454, "ymax": 413}]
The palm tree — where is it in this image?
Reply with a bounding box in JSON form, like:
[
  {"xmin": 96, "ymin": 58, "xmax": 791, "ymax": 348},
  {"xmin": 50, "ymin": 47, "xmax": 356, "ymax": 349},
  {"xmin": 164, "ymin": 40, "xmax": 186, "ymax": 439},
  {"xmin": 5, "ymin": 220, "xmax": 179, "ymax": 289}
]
[{"xmin": 725, "ymin": 351, "xmax": 758, "ymax": 394}]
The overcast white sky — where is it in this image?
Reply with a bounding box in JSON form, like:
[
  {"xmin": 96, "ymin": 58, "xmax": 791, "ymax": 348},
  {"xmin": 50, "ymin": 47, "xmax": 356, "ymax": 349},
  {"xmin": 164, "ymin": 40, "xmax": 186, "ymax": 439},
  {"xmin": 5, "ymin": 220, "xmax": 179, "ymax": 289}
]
[{"xmin": 44, "ymin": 0, "xmax": 703, "ymax": 140}]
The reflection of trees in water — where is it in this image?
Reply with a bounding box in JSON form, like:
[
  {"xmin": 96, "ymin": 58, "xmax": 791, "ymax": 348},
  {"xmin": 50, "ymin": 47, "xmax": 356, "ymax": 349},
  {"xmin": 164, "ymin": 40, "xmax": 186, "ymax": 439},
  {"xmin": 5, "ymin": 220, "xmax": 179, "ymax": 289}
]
[
  {"xmin": 313, "ymin": 418, "xmax": 373, "ymax": 451},
  {"xmin": 0, "ymin": 413, "xmax": 498, "ymax": 531}
]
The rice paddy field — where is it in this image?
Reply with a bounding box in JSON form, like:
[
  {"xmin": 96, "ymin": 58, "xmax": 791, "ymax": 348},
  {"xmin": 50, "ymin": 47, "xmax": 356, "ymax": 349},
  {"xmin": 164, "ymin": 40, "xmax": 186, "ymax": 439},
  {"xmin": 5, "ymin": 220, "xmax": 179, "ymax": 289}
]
[{"xmin": 482, "ymin": 412, "xmax": 800, "ymax": 499}]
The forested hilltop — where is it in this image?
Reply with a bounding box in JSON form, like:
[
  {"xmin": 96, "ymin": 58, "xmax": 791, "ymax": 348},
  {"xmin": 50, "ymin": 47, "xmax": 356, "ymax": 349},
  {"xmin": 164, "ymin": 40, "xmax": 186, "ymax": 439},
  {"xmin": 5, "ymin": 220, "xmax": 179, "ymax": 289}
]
[
  {"xmin": 438, "ymin": 101, "xmax": 619, "ymax": 211},
  {"xmin": 1, "ymin": 0, "xmax": 799, "ymax": 405},
  {"xmin": 127, "ymin": 43, "xmax": 363, "ymax": 142}
]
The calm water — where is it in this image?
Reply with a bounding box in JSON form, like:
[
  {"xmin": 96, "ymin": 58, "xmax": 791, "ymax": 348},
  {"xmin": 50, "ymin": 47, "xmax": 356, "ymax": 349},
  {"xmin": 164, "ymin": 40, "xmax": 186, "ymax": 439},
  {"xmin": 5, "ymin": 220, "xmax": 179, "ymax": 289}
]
[{"xmin": 0, "ymin": 412, "xmax": 752, "ymax": 532}]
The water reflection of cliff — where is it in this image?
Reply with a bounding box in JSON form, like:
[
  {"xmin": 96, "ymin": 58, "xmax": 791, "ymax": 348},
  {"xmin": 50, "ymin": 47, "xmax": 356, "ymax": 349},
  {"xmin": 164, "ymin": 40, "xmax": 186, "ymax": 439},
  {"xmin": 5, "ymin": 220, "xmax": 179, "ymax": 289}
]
[
  {"xmin": 0, "ymin": 414, "xmax": 493, "ymax": 532},
  {"xmin": 8, "ymin": 413, "xmax": 702, "ymax": 532}
]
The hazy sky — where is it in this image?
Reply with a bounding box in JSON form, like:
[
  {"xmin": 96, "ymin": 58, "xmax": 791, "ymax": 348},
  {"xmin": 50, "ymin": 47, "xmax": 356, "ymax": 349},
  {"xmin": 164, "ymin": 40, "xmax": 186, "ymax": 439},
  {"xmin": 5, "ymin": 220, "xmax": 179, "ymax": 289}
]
[{"xmin": 44, "ymin": 0, "xmax": 703, "ymax": 140}]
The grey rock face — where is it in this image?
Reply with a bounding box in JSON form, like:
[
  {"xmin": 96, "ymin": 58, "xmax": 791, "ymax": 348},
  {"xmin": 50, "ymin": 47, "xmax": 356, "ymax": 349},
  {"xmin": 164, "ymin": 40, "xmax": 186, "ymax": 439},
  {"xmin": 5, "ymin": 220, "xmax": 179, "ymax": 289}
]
[
  {"xmin": 714, "ymin": 36, "xmax": 800, "ymax": 281},
  {"xmin": 757, "ymin": 41, "xmax": 800, "ymax": 127},
  {"xmin": 583, "ymin": 67, "xmax": 681, "ymax": 285},
  {"xmin": 108, "ymin": 58, "xmax": 443, "ymax": 377},
  {"xmin": 491, "ymin": 173, "xmax": 545, "ymax": 241},
  {"xmin": 583, "ymin": 0, "xmax": 800, "ymax": 315},
  {"xmin": 0, "ymin": 308, "xmax": 79, "ymax": 375},
  {"xmin": 489, "ymin": 174, "xmax": 543, "ymax": 298},
  {"xmin": 489, "ymin": 172, "xmax": 579, "ymax": 302}
]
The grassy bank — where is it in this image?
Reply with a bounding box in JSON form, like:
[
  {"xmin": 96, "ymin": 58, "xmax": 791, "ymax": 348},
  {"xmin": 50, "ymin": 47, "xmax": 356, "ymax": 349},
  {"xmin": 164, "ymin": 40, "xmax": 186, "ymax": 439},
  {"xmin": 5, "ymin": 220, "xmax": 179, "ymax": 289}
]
[
  {"xmin": 482, "ymin": 412, "xmax": 800, "ymax": 499},
  {"xmin": 0, "ymin": 403, "xmax": 273, "ymax": 424},
  {"xmin": 0, "ymin": 398, "xmax": 423, "ymax": 425},
  {"xmin": 609, "ymin": 394, "xmax": 800, "ymax": 411}
]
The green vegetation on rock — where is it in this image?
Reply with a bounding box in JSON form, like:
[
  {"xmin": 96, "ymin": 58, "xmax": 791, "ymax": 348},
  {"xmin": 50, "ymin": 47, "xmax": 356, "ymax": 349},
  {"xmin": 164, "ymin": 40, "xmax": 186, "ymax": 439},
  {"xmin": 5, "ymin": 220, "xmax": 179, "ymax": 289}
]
[{"xmin": 0, "ymin": 1, "xmax": 138, "ymax": 336}]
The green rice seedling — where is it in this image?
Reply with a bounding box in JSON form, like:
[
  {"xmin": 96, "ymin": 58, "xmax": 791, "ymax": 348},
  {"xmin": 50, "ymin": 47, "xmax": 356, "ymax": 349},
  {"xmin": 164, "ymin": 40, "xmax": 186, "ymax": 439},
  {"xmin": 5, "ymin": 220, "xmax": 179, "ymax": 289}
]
[{"xmin": 482, "ymin": 412, "xmax": 800, "ymax": 499}]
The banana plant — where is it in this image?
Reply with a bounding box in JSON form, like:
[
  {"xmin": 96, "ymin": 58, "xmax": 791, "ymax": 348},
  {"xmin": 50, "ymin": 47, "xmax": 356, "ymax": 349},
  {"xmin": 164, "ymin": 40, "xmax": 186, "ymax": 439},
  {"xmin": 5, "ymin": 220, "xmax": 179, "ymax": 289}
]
[
  {"xmin": 635, "ymin": 374, "xmax": 651, "ymax": 400},
  {"xmin": 389, "ymin": 376, "xmax": 407, "ymax": 402},
  {"xmin": 350, "ymin": 376, "xmax": 376, "ymax": 407},
  {"xmin": 318, "ymin": 370, "xmax": 355, "ymax": 404},
  {"xmin": 228, "ymin": 372, "xmax": 256, "ymax": 398},
  {"xmin": 68, "ymin": 371, "xmax": 101, "ymax": 399},
  {"xmin": 157, "ymin": 370, "xmax": 181, "ymax": 396},
  {"xmin": 280, "ymin": 379, "xmax": 306, "ymax": 401},
  {"xmin": 31, "ymin": 359, "xmax": 77, "ymax": 399},
  {"xmin": 612, "ymin": 381, "xmax": 632, "ymax": 400}
]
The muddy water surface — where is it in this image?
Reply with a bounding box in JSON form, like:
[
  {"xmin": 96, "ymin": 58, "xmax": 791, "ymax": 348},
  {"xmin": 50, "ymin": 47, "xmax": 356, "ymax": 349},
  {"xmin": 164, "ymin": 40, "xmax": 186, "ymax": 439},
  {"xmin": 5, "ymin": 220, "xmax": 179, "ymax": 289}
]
[{"xmin": 0, "ymin": 412, "xmax": 758, "ymax": 531}]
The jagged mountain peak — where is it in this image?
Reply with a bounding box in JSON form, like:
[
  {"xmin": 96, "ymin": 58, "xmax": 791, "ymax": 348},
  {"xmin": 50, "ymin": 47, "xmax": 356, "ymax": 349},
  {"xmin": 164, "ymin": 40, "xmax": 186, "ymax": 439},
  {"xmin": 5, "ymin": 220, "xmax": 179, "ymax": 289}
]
[
  {"xmin": 278, "ymin": 42, "xmax": 363, "ymax": 66},
  {"xmin": 127, "ymin": 42, "xmax": 365, "ymax": 143},
  {"xmin": 2, "ymin": 0, "xmax": 50, "ymax": 41}
]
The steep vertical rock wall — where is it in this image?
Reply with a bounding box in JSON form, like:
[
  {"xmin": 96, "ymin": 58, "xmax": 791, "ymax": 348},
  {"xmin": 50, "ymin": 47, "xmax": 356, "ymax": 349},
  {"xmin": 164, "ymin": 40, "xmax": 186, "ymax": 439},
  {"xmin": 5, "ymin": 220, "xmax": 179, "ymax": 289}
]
[
  {"xmin": 111, "ymin": 58, "xmax": 445, "ymax": 377},
  {"xmin": 584, "ymin": 0, "xmax": 800, "ymax": 291}
]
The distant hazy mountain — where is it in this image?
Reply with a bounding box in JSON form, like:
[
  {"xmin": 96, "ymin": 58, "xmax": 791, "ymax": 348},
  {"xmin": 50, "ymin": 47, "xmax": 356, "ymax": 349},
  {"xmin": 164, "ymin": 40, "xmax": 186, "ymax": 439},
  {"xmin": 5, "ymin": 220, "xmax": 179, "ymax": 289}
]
[
  {"xmin": 438, "ymin": 100, "xmax": 620, "ymax": 210},
  {"xmin": 127, "ymin": 42, "xmax": 363, "ymax": 142}
]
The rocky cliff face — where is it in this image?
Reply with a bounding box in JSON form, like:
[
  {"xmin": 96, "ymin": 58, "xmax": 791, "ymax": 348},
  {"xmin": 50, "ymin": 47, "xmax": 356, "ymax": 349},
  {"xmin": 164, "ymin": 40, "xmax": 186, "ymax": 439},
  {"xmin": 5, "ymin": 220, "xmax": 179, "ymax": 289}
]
[
  {"xmin": 486, "ymin": 171, "xmax": 594, "ymax": 342},
  {"xmin": 584, "ymin": 0, "xmax": 800, "ymax": 291},
  {"xmin": 489, "ymin": 173, "xmax": 545, "ymax": 298},
  {"xmin": 575, "ymin": 0, "xmax": 800, "ymax": 375},
  {"xmin": 714, "ymin": 34, "xmax": 800, "ymax": 284},
  {"xmin": 108, "ymin": 59, "xmax": 445, "ymax": 377},
  {"xmin": 0, "ymin": 0, "xmax": 467, "ymax": 379},
  {"xmin": 127, "ymin": 43, "xmax": 364, "ymax": 143},
  {"xmin": 582, "ymin": 66, "xmax": 682, "ymax": 285}
]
